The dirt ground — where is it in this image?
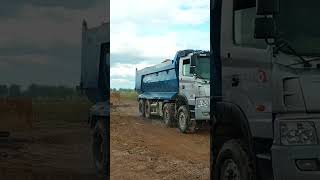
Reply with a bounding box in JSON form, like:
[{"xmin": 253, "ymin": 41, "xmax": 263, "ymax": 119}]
[
  {"xmin": 0, "ymin": 100, "xmax": 97, "ymax": 180},
  {"xmin": 110, "ymin": 99, "xmax": 210, "ymax": 180},
  {"xmin": 0, "ymin": 98, "xmax": 210, "ymax": 180}
]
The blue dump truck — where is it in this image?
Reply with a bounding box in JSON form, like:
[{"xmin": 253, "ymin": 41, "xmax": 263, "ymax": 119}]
[
  {"xmin": 135, "ymin": 50, "xmax": 210, "ymax": 133},
  {"xmin": 80, "ymin": 20, "xmax": 109, "ymax": 178}
]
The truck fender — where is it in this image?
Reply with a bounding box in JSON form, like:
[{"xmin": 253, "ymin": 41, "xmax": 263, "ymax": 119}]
[
  {"xmin": 175, "ymin": 94, "xmax": 189, "ymax": 108},
  {"xmin": 211, "ymin": 101, "xmax": 255, "ymax": 168}
]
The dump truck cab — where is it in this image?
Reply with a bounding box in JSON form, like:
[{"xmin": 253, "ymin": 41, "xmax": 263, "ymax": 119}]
[
  {"xmin": 211, "ymin": 0, "xmax": 320, "ymax": 179},
  {"xmin": 178, "ymin": 51, "xmax": 210, "ymax": 121}
]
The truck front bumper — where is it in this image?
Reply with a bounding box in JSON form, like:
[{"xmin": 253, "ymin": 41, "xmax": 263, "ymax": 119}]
[
  {"xmin": 272, "ymin": 145, "xmax": 320, "ymax": 180},
  {"xmin": 194, "ymin": 97, "xmax": 210, "ymax": 120},
  {"xmin": 272, "ymin": 113, "xmax": 320, "ymax": 180},
  {"xmin": 195, "ymin": 107, "xmax": 210, "ymax": 120}
]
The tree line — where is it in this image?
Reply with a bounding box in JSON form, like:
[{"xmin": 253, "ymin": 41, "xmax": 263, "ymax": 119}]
[
  {"xmin": 0, "ymin": 84, "xmax": 78, "ymax": 98},
  {"xmin": 110, "ymin": 88, "xmax": 135, "ymax": 93},
  {"xmin": 0, "ymin": 84, "xmax": 136, "ymax": 98}
]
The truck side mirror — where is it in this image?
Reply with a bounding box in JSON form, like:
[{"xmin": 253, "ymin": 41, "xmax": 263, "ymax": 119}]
[
  {"xmin": 254, "ymin": 17, "xmax": 276, "ymax": 39},
  {"xmin": 191, "ymin": 56, "xmax": 196, "ymax": 66},
  {"xmin": 256, "ymin": 0, "xmax": 279, "ymax": 15}
]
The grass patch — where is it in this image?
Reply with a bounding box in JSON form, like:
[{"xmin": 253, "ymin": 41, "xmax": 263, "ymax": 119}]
[{"xmin": 119, "ymin": 92, "xmax": 138, "ymax": 101}]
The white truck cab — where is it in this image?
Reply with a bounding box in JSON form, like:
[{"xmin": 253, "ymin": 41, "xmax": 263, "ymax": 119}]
[
  {"xmin": 178, "ymin": 52, "xmax": 210, "ymax": 121},
  {"xmin": 211, "ymin": 0, "xmax": 320, "ymax": 179}
]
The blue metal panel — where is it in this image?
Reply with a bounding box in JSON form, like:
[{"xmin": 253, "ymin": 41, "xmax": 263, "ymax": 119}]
[
  {"xmin": 138, "ymin": 92, "xmax": 178, "ymax": 100},
  {"xmin": 135, "ymin": 49, "xmax": 202, "ymax": 100},
  {"xmin": 135, "ymin": 60, "xmax": 178, "ymax": 94}
]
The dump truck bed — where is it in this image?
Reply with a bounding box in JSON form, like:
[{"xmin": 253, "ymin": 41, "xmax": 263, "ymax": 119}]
[{"xmin": 135, "ymin": 60, "xmax": 179, "ymax": 100}]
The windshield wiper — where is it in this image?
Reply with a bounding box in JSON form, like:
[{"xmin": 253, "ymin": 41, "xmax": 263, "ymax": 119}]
[
  {"xmin": 286, "ymin": 57, "xmax": 320, "ymax": 67},
  {"xmin": 196, "ymin": 74, "xmax": 210, "ymax": 82},
  {"xmin": 196, "ymin": 73, "xmax": 205, "ymax": 79},
  {"xmin": 274, "ymin": 39, "xmax": 312, "ymax": 67}
]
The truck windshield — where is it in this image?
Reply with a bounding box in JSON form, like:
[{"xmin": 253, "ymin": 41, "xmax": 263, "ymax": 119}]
[
  {"xmin": 196, "ymin": 57, "xmax": 210, "ymax": 80},
  {"xmin": 276, "ymin": 0, "xmax": 320, "ymax": 56}
]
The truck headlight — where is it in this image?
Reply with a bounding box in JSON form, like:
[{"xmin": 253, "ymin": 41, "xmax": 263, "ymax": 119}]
[
  {"xmin": 280, "ymin": 121, "xmax": 318, "ymax": 145},
  {"xmin": 196, "ymin": 98, "xmax": 209, "ymax": 108}
]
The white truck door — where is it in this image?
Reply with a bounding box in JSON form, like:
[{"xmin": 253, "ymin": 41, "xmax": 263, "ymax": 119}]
[{"xmin": 179, "ymin": 57, "xmax": 196, "ymax": 106}]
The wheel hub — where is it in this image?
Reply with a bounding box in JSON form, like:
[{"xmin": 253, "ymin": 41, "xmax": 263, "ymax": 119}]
[
  {"xmin": 221, "ymin": 159, "xmax": 240, "ymax": 180},
  {"xmin": 164, "ymin": 111, "xmax": 168, "ymax": 120},
  {"xmin": 145, "ymin": 103, "xmax": 150, "ymax": 115},
  {"xmin": 179, "ymin": 112, "xmax": 186, "ymax": 129}
]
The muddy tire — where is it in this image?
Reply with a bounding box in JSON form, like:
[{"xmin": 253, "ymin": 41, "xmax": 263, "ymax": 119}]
[
  {"xmin": 144, "ymin": 100, "xmax": 151, "ymax": 119},
  {"xmin": 214, "ymin": 139, "xmax": 255, "ymax": 180},
  {"xmin": 92, "ymin": 119, "xmax": 109, "ymax": 178},
  {"xmin": 177, "ymin": 105, "xmax": 196, "ymax": 133},
  {"xmin": 138, "ymin": 99, "xmax": 145, "ymax": 117},
  {"xmin": 163, "ymin": 103, "xmax": 175, "ymax": 127}
]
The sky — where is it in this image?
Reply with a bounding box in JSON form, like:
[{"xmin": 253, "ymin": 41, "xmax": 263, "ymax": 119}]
[
  {"xmin": 0, "ymin": 1, "xmax": 209, "ymax": 90},
  {"xmin": 0, "ymin": 0, "xmax": 108, "ymax": 89},
  {"xmin": 110, "ymin": 0, "xmax": 210, "ymax": 89}
]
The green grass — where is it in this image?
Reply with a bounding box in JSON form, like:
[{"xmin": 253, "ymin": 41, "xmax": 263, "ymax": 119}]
[{"xmin": 119, "ymin": 92, "xmax": 138, "ymax": 101}]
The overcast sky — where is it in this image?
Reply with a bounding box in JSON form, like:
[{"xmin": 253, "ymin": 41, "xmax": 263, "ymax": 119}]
[
  {"xmin": 0, "ymin": 1, "xmax": 209, "ymax": 90},
  {"xmin": 0, "ymin": 0, "xmax": 108, "ymax": 89},
  {"xmin": 110, "ymin": 0, "xmax": 210, "ymax": 89}
]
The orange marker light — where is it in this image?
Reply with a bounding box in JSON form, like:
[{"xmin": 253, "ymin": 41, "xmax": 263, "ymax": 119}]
[{"xmin": 256, "ymin": 105, "xmax": 265, "ymax": 112}]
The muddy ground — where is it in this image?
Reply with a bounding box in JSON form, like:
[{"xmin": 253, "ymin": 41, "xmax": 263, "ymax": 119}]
[
  {"xmin": 110, "ymin": 100, "xmax": 210, "ymax": 180},
  {"xmin": 0, "ymin": 98, "xmax": 210, "ymax": 180},
  {"xmin": 0, "ymin": 101, "xmax": 97, "ymax": 180}
]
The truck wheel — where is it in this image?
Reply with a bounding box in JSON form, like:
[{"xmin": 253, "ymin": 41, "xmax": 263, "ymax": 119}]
[
  {"xmin": 214, "ymin": 139, "xmax": 255, "ymax": 180},
  {"xmin": 163, "ymin": 103, "xmax": 175, "ymax": 127},
  {"xmin": 138, "ymin": 99, "xmax": 145, "ymax": 117},
  {"xmin": 92, "ymin": 119, "xmax": 108, "ymax": 177},
  {"xmin": 177, "ymin": 105, "xmax": 196, "ymax": 133},
  {"xmin": 144, "ymin": 100, "xmax": 151, "ymax": 119}
]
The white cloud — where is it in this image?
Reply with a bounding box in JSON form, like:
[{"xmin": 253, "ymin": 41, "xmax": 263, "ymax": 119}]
[
  {"xmin": 111, "ymin": 27, "xmax": 178, "ymax": 58},
  {"xmin": 110, "ymin": 0, "xmax": 209, "ymax": 59},
  {"xmin": 110, "ymin": 62, "xmax": 155, "ymax": 78},
  {"xmin": 111, "ymin": 0, "xmax": 209, "ymax": 25},
  {"xmin": 111, "ymin": 78, "xmax": 130, "ymax": 83},
  {"xmin": 110, "ymin": 0, "xmax": 209, "ymax": 88}
]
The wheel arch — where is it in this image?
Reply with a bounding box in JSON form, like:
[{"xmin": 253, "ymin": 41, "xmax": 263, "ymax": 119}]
[
  {"xmin": 175, "ymin": 93, "xmax": 189, "ymax": 109},
  {"xmin": 211, "ymin": 101, "xmax": 255, "ymax": 168}
]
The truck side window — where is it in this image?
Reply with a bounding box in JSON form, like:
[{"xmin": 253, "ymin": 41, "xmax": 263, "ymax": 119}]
[
  {"xmin": 233, "ymin": 0, "xmax": 267, "ymax": 49},
  {"xmin": 182, "ymin": 59, "xmax": 192, "ymax": 77}
]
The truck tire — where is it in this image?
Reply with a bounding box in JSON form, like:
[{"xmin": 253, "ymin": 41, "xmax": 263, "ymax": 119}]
[
  {"xmin": 213, "ymin": 139, "xmax": 255, "ymax": 180},
  {"xmin": 163, "ymin": 103, "xmax": 175, "ymax": 127},
  {"xmin": 144, "ymin": 100, "xmax": 151, "ymax": 119},
  {"xmin": 138, "ymin": 99, "xmax": 145, "ymax": 117},
  {"xmin": 92, "ymin": 119, "xmax": 108, "ymax": 178},
  {"xmin": 177, "ymin": 105, "xmax": 196, "ymax": 133}
]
